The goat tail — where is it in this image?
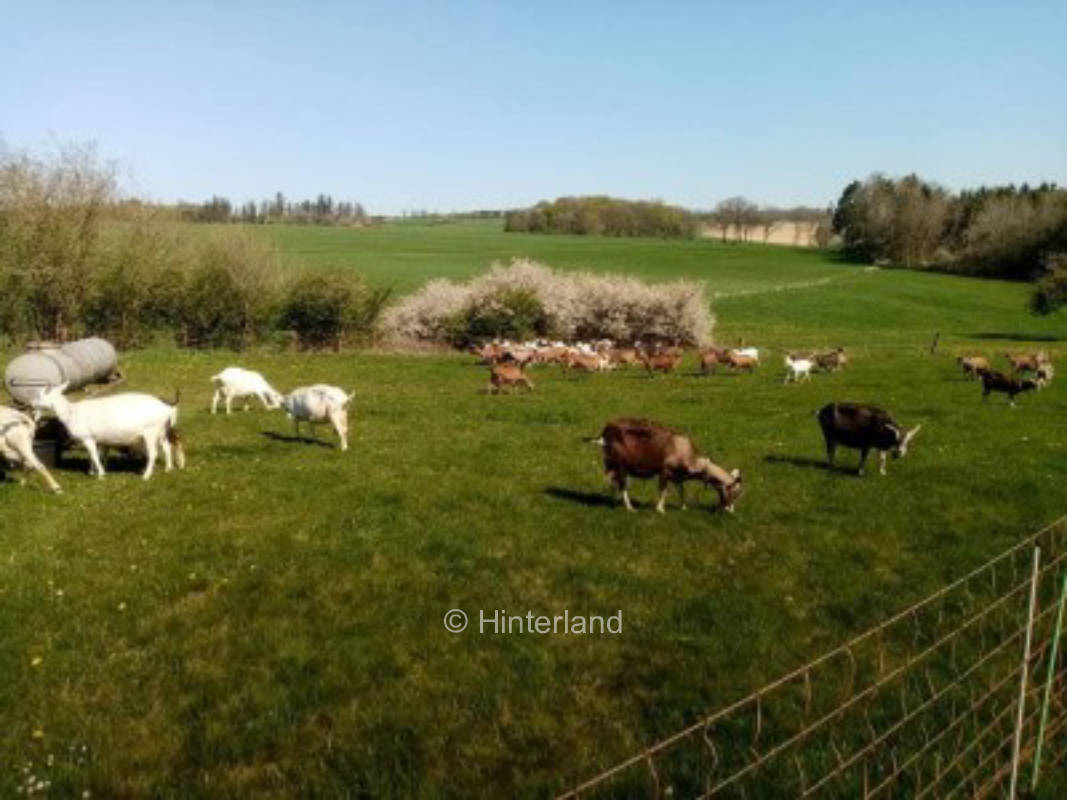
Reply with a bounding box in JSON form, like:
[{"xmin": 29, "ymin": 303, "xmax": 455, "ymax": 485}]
[{"xmin": 170, "ymin": 387, "xmax": 181, "ymax": 406}]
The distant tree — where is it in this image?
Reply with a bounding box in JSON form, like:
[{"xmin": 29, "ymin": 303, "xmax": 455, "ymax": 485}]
[
  {"xmin": 714, "ymin": 196, "xmax": 759, "ymax": 241},
  {"xmin": 831, "ymin": 174, "xmax": 949, "ymax": 266}
]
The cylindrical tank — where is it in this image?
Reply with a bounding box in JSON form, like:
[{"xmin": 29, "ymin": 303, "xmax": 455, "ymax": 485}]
[{"xmin": 4, "ymin": 337, "xmax": 119, "ymax": 405}]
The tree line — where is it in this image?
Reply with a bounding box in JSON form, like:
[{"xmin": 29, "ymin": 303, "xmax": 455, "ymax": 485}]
[
  {"xmin": 831, "ymin": 174, "xmax": 1067, "ymax": 277},
  {"xmin": 505, "ymin": 195, "xmax": 830, "ymax": 242},
  {"xmin": 505, "ymin": 196, "xmax": 698, "ymax": 238},
  {"xmin": 174, "ymin": 192, "xmax": 372, "ymax": 225}
]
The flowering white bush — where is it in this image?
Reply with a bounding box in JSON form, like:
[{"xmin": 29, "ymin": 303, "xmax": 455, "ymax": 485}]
[{"xmin": 378, "ymin": 258, "xmax": 713, "ymax": 346}]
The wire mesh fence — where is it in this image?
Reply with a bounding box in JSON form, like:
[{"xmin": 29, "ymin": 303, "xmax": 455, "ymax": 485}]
[{"xmin": 559, "ymin": 516, "xmax": 1067, "ymax": 799}]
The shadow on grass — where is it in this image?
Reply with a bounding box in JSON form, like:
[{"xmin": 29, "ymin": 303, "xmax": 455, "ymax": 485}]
[
  {"xmin": 970, "ymin": 332, "xmax": 1067, "ymax": 343},
  {"xmin": 52, "ymin": 454, "xmax": 147, "ymax": 475},
  {"xmin": 763, "ymin": 453, "xmax": 860, "ymax": 476},
  {"xmin": 261, "ymin": 431, "xmax": 336, "ymax": 448},
  {"xmin": 544, "ymin": 486, "xmax": 620, "ymax": 508}
]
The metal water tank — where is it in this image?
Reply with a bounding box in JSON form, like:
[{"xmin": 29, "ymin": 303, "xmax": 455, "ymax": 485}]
[{"xmin": 4, "ymin": 338, "xmax": 119, "ymax": 405}]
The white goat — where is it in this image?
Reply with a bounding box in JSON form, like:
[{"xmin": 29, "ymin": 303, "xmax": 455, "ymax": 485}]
[
  {"xmin": 0, "ymin": 406, "xmax": 61, "ymax": 493},
  {"xmin": 784, "ymin": 355, "xmax": 813, "ymax": 383},
  {"xmin": 733, "ymin": 347, "xmax": 760, "ymax": 362},
  {"xmin": 279, "ymin": 385, "xmax": 354, "ymax": 451},
  {"xmin": 211, "ymin": 367, "xmax": 283, "ymax": 415},
  {"xmin": 32, "ymin": 383, "xmax": 185, "ymax": 480}
]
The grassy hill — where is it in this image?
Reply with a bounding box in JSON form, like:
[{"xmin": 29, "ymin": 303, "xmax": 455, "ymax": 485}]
[{"xmin": 2, "ymin": 222, "xmax": 1065, "ymax": 797}]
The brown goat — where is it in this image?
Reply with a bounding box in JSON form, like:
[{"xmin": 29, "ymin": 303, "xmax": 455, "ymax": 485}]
[
  {"xmin": 725, "ymin": 352, "xmax": 758, "ymax": 372},
  {"xmin": 596, "ymin": 417, "xmax": 742, "ymax": 513},
  {"xmin": 699, "ymin": 347, "xmax": 730, "ymax": 375},
  {"xmin": 641, "ymin": 351, "xmax": 683, "ymax": 375},
  {"xmin": 957, "ymin": 355, "xmax": 990, "ymax": 378},
  {"xmin": 565, "ymin": 352, "xmax": 606, "ymax": 372},
  {"xmin": 487, "ymin": 361, "xmax": 534, "ymax": 394},
  {"xmin": 608, "ymin": 347, "xmax": 641, "ymax": 367},
  {"xmin": 1004, "ymin": 352, "xmax": 1048, "ymax": 373},
  {"xmin": 815, "ymin": 347, "xmax": 848, "ymax": 371}
]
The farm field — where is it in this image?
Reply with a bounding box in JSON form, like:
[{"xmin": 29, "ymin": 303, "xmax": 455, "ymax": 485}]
[{"xmin": 2, "ymin": 222, "xmax": 1066, "ymax": 797}]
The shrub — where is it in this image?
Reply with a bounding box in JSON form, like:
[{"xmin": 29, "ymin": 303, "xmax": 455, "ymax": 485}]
[
  {"xmin": 177, "ymin": 231, "xmax": 284, "ymax": 349},
  {"xmin": 0, "ymin": 144, "xmax": 115, "ymax": 340},
  {"xmin": 379, "ymin": 258, "xmax": 713, "ymax": 347},
  {"xmin": 444, "ymin": 287, "xmax": 550, "ymax": 347},
  {"xmin": 1030, "ymin": 253, "xmax": 1067, "ymax": 315},
  {"xmin": 280, "ymin": 271, "xmax": 391, "ymax": 350}
]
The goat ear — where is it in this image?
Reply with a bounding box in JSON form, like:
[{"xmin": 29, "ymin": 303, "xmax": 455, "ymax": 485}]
[{"xmin": 731, "ymin": 468, "xmax": 741, "ymax": 480}]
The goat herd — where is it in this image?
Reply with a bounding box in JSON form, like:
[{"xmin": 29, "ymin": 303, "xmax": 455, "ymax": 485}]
[
  {"xmin": 468, "ymin": 338, "xmax": 1057, "ymax": 513},
  {"xmin": 0, "ymin": 368, "xmax": 353, "ymax": 496},
  {"xmin": 0, "ymin": 342, "xmax": 1057, "ymax": 513}
]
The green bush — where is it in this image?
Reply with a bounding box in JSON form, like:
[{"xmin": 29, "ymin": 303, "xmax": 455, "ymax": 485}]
[
  {"xmin": 1030, "ymin": 253, "xmax": 1067, "ymax": 315},
  {"xmin": 444, "ymin": 287, "xmax": 550, "ymax": 347},
  {"xmin": 279, "ymin": 271, "xmax": 390, "ymax": 350}
]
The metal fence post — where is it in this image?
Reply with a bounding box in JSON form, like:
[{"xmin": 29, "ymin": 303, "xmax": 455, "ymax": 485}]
[
  {"xmin": 1031, "ymin": 566, "xmax": 1067, "ymax": 793},
  {"xmin": 1009, "ymin": 546, "xmax": 1041, "ymax": 800}
]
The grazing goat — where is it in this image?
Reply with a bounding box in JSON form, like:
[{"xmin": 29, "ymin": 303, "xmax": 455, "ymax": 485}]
[
  {"xmin": 725, "ymin": 351, "xmax": 758, "ymax": 372},
  {"xmin": 487, "ymin": 361, "xmax": 534, "ymax": 394},
  {"xmin": 211, "ymin": 367, "xmax": 283, "ymax": 414},
  {"xmin": 814, "ymin": 347, "xmax": 847, "ymax": 371},
  {"xmin": 784, "ymin": 355, "xmax": 813, "ymax": 383},
  {"xmin": 279, "ymin": 385, "xmax": 354, "ymax": 450},
  {"xmin": 640, "ymin": 351, "xmax": 683, "ymax": 376},
  {"xmin": 32, "ymin": 383, "xmax": 185, "ymax": 480},
  {"xmin": 608, "ymin": 347, "xmax": 642, "ymax": 367},
  {"xmin": 816, "ymin": 403, "xmax": 921, "ymax": 476},
  {"xmin": 0, "ymin": 406, "xmax": 61, "ymax": 493},
  {"xmin": 981, "ymin": 370, "xmax": 1037, "ymax": 407},
  {"xmin": 957, "ymin": 355, "xmax": 990, "ymax": 378},
  {"xmin": 565, "ymin": 352, "xmax": 609, "ymax": 372},
  {"xmin": 595, "ymin": 417, "xmax": 742, "ymax": 513},
  {"xmin": 1004, "ymin": 352, "xmax": 1048, "ymax": 373},
  {"xmin": 699, "ymin": 347, "xmax": 730, "ymax": 375}
]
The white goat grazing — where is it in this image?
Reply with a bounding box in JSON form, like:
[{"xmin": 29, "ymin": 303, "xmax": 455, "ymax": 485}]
[
  {"xmin": 784, "ymin": 355, "xmax": 813, "ymax": 383},
  {"xmin": 211, "ymin": 367, "xmax": 283, "ymax": 415},
  {"xmin": 32, "ymin": 383, "xmax": 185, "ymax": 480},
  {"xmin": 279, "ymin": 385, "xmax": 354, "ymax": 451},
  {"xmin": 0, "ymin": 406, "xmax": 61, "ymax": 493}
]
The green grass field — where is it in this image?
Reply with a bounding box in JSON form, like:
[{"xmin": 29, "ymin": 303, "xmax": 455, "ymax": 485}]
[{"xmin": 2, "ymin": 222, "xmax": 1065, "ymax": 797}]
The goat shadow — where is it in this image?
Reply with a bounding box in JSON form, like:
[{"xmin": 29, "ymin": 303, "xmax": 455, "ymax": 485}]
[
  {"xmin": 763, "ymin": 453, "xmax": 861, "ymax": 476},
  {"xmin": 48, "ymin": 453, "xmax": 150, "ymax": 475},
  {"xmin": 969, "ymin": 332, "xmax": 1067, "ymax": 343},
  {"xmin": 544, "ymin": 486, "xmax": 622, "ymax": 508},
  {"xmin": 261, "ymin": 431, "xmax": 336, "ymax": 449}
]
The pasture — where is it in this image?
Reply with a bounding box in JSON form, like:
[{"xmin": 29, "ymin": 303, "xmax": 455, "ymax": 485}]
[{"xmin": 2, "ymin": 223, "xmax": 1066, "ymax": 797}]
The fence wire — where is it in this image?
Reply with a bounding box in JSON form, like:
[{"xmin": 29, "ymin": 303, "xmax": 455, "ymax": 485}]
[{"xmin": 559, "ymin": 516, "xmax": 1067, "ymax": 799}]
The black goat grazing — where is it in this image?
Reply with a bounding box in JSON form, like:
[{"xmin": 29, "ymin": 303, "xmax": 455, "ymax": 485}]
[
  {"xmin": 981, "ymin": 370, "xmax": 1037, "ymax": 407},
  {"xmin": 816, "ymin": 403, "xmax": 921, "ymax": 476}
]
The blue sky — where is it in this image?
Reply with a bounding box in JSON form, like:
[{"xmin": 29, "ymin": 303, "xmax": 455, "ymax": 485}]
[{"xmin": 3, "ymin": 1, "xmax": 1064, "ymax": 215}]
